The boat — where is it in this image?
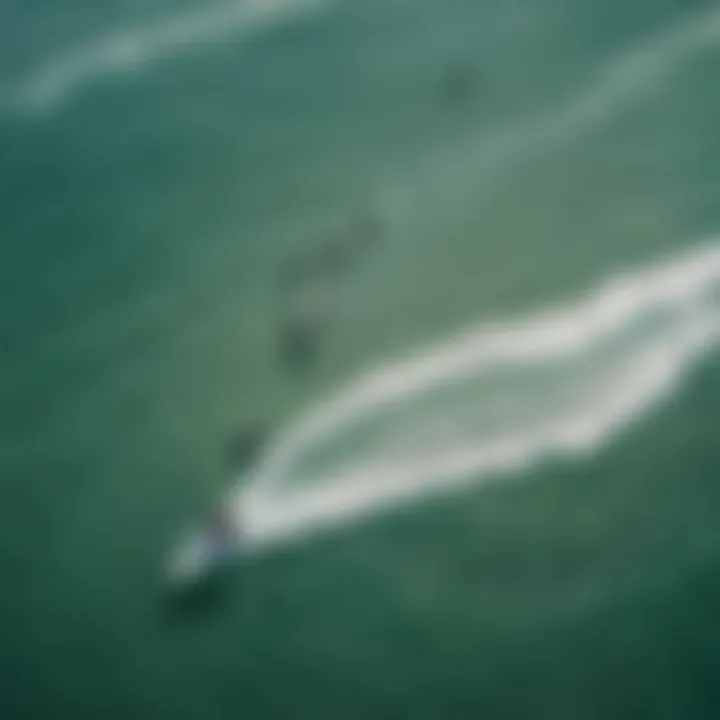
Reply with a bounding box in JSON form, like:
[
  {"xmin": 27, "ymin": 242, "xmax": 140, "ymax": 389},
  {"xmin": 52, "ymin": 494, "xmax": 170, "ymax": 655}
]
[{"xmin": 167, "ymin": 502, "xmax": 242, "ymax": 586}]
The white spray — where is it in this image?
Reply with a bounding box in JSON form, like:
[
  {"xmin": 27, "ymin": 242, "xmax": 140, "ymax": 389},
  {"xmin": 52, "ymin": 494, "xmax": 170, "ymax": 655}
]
[{"xmin": 235, "ymin": 238, "xmax": 720, "ymax": 552}]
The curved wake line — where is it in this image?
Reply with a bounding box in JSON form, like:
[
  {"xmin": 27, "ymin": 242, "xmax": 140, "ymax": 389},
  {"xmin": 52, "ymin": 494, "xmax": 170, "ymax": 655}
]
[
  {"xmin": 8, "ymin": 2, "xmax": 720, "ymax": 120},
  {"xmin": 407, "ymin": 4, "xmax": 720, "ymax": 199},
  {"xmin": 237, "ymin": 237, "xmax": 720, "ymax": 551},
  {"xmin": 8, "ymin": 0, "xmax": 328, "ymax": 115}
]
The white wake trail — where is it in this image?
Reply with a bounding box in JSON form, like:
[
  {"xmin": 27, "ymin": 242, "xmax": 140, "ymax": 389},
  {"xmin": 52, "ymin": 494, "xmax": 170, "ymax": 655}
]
[
  {"xmin": 210, "ymin": 6, "xmax": 720, "ymax": 555},
  {"xmin": 235, "ymin": 238, "xmax": 720, "ymax": 551},
  {"xmin": 408, "ymin": 3, "xmax": 720, "ymax": 199},
  {"xmin": 10, "ymin": 0, "xmax": 328, "ymax": 115}
]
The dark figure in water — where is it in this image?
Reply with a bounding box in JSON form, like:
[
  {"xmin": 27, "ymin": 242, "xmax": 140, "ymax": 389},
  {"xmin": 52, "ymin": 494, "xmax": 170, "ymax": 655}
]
[
  {"xmin": 227, "ymin": 427, "xmax": 266, "ymax": 471},
  {"xmin": 316, "ymin": 212, "xmax": 383, "ymax": 274},
  {"xmin": 277, "ymin": 209, "xmax": 381, "ymax": 372},
  {"xmin": 441, "ymin": 65, "xmax": 481, "ymax": 105},
  {"xmin": 279, "ymin": 317, "xmax": 321, "ymax": 372},
  {"xmin": 282, "ymin": 251, "xmax": 318, "ymax": 294},
  {"xmin": 278, "ymin": 274, "xmax": 333, "ymax": 373}
]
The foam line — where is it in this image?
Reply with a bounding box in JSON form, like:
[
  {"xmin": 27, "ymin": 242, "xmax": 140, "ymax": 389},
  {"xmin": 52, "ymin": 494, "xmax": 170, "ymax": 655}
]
[
  {"xmin": 229, "ymin": 4, "xmax": 720, "ymax": 551},
  {"xmin": 10, "ymin": 0, "xmax": 328, "ymax": 114},
  {"xmin": 236, "ymin": 239, "xmax": 720, "ymax": 550},
  {"xmin": 253, "ymin": 241, "xmax": 720, "ymax": 487},
  {"xmin": 412, "ymin": 4, "xmax": 720, "ymax": 195}
]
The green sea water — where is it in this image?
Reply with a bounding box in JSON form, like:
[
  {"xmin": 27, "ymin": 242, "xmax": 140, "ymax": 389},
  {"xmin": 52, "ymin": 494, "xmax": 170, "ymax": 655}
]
[{"xmin": 3, "ymin": 0, "xmax": 720, "ymax": 718}]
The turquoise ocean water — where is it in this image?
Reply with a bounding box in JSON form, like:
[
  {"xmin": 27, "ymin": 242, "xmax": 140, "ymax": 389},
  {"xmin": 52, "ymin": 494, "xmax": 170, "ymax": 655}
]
[{"xmin": 2, "ymin": 0, "xmax": 720, "ymax": 717}]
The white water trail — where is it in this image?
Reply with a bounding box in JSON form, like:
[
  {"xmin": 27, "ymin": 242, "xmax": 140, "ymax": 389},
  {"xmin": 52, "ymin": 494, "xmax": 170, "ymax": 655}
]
[
  {"xmin": 206, "ymin": 6, "xmax": 720, "ymax": 556},
  {"xmin": 400, "ymin": 3, "xmax": 720, "ymax": 207},
  {"xmin": 10, "ymin": 0, "xmax": 328, "ymax": 115},
  {"xmin": 235, "ymin": 238, "xmax": 720, "ymax": 552}
]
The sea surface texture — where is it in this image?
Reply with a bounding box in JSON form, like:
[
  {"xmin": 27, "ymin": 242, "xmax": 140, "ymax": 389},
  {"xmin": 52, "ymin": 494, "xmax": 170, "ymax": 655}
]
[{"xmin": 2, "ymin": 0, "xmax": 720, "ymax": 718}]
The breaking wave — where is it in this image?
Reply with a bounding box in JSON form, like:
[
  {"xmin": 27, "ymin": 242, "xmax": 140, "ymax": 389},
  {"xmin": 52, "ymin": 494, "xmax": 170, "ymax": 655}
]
[
  {"xmin": 238, "ymin": 238, "xmax": 720, "ymax": 551},
  {"xmin": 9, "ymin": 0, "xmax": 328, "ymax": 115}
]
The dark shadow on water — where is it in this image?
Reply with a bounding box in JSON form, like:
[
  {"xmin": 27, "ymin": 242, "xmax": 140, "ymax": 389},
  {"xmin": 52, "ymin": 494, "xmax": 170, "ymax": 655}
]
[
  {"xmin": 278, "ymin": 321, "xmax": 321, "ymax": 374},
  {"xmin": 226, "ymin": 426, "xmax": 267, "ymax": 473},
  {"xmin": 157, "ymin": 568, "xmax": 235, "ymax": 624}
]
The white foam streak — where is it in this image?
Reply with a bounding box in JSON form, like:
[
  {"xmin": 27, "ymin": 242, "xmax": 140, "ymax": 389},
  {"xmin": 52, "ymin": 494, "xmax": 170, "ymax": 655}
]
[
  {"xmin": 417, "ymin": 5, "xmax": 720, "ymax": 194},
  {"xmin": 11, "ymin": 0, "xmax": 327, "ymax": 114},
  {"xmin": 254, "ymin": 241, "xmax": 720, "ymax": 487},
  {"xmin": 225, "ymin": 5, "xmax": 720, "ymax": 553},
  {"xmin": 238, "ymin": 239, "xmax": 720, "ymax": 551}
]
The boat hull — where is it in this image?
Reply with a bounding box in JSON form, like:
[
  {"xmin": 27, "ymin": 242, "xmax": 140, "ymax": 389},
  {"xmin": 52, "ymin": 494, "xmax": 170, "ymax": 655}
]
[{"xmin": 167, "ymin": 532, "xmax": 234, "ymax": 587}]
